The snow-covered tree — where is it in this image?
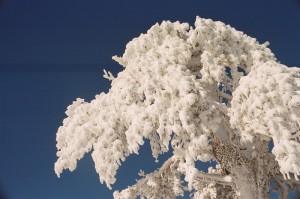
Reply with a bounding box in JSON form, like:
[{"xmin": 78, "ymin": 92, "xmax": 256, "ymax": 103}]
[{"xmin": 54, "ymin": 17, "xmax": 300, "ymax": 198}]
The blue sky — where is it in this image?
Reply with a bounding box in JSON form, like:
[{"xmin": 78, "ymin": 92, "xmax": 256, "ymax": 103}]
[{"xmin": 0, "ymin": 0, "xmax": 300, "ymax": 198}]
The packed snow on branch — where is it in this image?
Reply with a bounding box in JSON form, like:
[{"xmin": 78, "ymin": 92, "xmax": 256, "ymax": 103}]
[{"xmin": 55, "ymin": 17, "xmax": 300, "ymax": 198}]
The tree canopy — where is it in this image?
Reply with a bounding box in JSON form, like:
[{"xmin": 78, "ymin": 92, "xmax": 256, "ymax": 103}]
[{"xmin": 55, "ymin": 17, "xmax": 300, "ymax": 198}]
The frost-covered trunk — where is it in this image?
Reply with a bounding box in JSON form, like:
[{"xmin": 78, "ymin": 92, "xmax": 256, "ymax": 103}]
[
  {"xmin": 212, "ymin": 134, "xmax": 271, "ymax": 198},
  {"xmin": 233, "ymin": 166, "xmax": 257, "ymax": 198}
]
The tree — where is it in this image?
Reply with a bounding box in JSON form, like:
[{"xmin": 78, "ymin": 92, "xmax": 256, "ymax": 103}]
[{"xmin": 54, "ymin": 17, "xmax": 300, "ymax": 198}]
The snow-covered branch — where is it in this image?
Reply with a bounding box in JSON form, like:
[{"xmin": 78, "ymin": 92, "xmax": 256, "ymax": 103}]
[
  {"xmin": 103, "ymin": 69, "xmax": 115, "ymax": 81},
  {"xmin": 193, "ymin": 171, "xmax": 233, "ymax": 187},
  {"xmin": 114, "ymin": 156, "xmax": 234, "ymax": 199},
  {"xmin": 114, "ymin": 157, "xmax": 183, "ymax": 199}
]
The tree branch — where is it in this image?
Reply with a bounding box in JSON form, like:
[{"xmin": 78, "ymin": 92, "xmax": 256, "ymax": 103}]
[
  {"xmin": 219, "ymin": 92, "xmax": 233, "ymax": 100},
  {"xmin": 113, "ymin": 156, "xmax": 181, "ymax": 199},
  {"xmin": 193, "ymin": 171, "xmax": 233, "ymax": 186},
  {"xmin": 114, "ymin": 156, "xmax": 234, "ymax": 199}
]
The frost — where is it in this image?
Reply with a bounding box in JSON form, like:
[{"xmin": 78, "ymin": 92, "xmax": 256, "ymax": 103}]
[
  {"xmin": 230, "ymin": 61, "xmax": 300, "ymax": 177},
  {"xmin": 223, "ymin": 175, "xmax": 232, "ymax": 182},
  {"xmin": 103, "ymin": 69, "xmax": 115, "ymax": 81},
  {"xmin": 55, "ymin": 17, "xmax": 300, "ymax": 198}
]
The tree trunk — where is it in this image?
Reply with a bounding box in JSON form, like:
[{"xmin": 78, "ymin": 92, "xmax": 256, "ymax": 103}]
[
  {"xmin": 212, "ymin": 137, "xmax": 270, "ymax": 199},
  {"xmin": 232, "ymin": 165, "xmax": 268, "ymax": 199}
]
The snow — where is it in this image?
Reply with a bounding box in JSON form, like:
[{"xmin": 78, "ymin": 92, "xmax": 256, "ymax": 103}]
[
  {"xmin": 55, "ymin": 16, "xmax": 300, "ymax": 198},
  {"xmin": 230, "ymin": 61, "xmax": 300, "ymax": 177}
]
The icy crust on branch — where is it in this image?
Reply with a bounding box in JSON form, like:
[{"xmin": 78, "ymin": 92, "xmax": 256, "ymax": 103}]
[{"xmin": 230, "ymin": 61, "xmax": 300, "ymax": 178}]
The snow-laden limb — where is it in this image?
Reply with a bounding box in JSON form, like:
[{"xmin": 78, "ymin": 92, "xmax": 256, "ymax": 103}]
[
  {"xmin": 113, "ymin": 157, "xmax": 233, "ymax": 199},
  {"xmin": 230, "ymin": 61, "xmax": 300, "ymax": 179},
  {"xmin": 103, "ymin": 69, "xmax": 115, "ymax": 81},
  {"xmin": 113, "ymin": 156, "xmax": 184, "ymax": 199},
  {"xmin": 192, "ymin": 164, "xmax": 237, "ymax": 199},
  {"xmin": 54, "ymin": 96, "xmax": 130, "ymax": 188},
  {"xmin": 193, "ymin": 183, "xmax": 217, "ymax": 199},
  {"xmin": 186, "ymin": 17, "xmax": 275, "ymax": 99},
  {"xmin": 55, "ymin": 98, "xmax": 96, "ymax": 177},
  {"xmin": 193, "ymin": 170, "xmax": 233, "ymax": 187}
]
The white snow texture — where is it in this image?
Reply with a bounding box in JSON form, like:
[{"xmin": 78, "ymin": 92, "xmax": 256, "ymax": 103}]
[{"xmin": 54, "ymin": 17, "xmax": 300, "ymax": 190}]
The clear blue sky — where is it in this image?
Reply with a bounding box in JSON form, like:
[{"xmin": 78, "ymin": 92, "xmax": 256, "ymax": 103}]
[{"xmin": 0, "ymin": 0, "xmax": 300, "ymax": 199}]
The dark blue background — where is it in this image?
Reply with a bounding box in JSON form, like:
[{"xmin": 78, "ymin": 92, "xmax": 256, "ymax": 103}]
[{"xmin": 0, "ymin": 0, "xmax": 300, "ymax": 198}]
